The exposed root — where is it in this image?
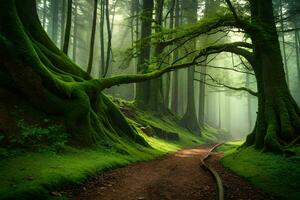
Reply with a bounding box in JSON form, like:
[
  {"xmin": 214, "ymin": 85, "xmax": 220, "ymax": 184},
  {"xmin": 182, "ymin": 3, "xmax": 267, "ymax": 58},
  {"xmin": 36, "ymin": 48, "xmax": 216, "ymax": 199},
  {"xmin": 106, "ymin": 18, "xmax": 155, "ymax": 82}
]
[{"xmin": 244, "ymin": 96, "xmax": 300, "ymax": 153}]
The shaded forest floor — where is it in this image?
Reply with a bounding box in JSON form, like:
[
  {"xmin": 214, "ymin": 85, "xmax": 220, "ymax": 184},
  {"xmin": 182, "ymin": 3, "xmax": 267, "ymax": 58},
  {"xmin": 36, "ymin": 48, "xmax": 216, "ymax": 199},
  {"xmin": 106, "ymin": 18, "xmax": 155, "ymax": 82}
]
[
  {"xmin": 63, "ymin": 144, "xmax": 274, "ymax": 200},
  {"xmin": 0, "ymin": 97, "xmax": 226, "ymax": 200},
  {"xmin": 2, "ymin": 96, "xmax": 299, "ymax": 200}
]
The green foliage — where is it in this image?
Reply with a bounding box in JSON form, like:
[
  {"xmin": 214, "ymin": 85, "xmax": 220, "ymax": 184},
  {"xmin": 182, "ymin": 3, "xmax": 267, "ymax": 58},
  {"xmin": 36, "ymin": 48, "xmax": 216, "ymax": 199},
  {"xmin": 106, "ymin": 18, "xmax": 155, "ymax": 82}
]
[
  {"xmin": 220, "ymin": 144, "xmax": 300, "ymax": 200},
  {"xmin": 0, "ymin": 147, "xmax": 8, "ymax": 158},
  {"xmin": 11, "ymin": 119, "xmax": 68, "ymax": 153}
]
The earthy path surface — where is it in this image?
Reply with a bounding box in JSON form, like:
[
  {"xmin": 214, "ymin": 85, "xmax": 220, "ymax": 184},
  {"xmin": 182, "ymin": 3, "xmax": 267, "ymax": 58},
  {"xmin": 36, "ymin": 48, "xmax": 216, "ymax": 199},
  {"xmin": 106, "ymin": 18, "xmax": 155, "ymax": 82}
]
[{"xmin": 65, "ymin": 145, "xmax": 276, "ymax": 200}]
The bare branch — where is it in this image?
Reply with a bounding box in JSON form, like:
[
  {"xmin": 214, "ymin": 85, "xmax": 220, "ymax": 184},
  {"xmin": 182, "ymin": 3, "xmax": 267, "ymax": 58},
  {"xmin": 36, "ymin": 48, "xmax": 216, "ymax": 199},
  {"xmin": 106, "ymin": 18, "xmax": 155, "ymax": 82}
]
[
  {"xmin": 196, "ymin": 64, "xmax": 254, "ymax": 75},
  {"xmin": 194, "ymin": 78, "xmax": 257, "ymax": 96}
]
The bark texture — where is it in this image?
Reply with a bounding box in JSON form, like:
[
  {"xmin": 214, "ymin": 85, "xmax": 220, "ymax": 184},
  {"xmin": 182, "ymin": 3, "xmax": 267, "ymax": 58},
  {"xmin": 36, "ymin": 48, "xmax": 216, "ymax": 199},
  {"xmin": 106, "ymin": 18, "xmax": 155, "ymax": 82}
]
[
  {"xmin": 0, "ymin": 0, "xmax": 147, "ymax": 147},
  {"xmin": 243, "ymin": 0, "xmax": 300, "ymax": 152}
]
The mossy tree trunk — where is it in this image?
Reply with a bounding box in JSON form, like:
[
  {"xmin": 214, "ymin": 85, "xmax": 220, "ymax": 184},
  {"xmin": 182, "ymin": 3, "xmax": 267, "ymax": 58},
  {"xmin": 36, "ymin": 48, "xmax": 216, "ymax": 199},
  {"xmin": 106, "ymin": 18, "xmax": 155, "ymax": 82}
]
[
  {"xmin": 244, "ymin": 0, "xmax": 300, "ymax": 151},
  {"xmin": 148, "ymin": 0, "xmax": 167, "ymax": 113},
  {"xmin": 0, "ymin": 0, "xmax": 148, "ymax": 147},
  {"xmin": 135, "ymin": 0, "xmax": 153, "ymax": 108}
]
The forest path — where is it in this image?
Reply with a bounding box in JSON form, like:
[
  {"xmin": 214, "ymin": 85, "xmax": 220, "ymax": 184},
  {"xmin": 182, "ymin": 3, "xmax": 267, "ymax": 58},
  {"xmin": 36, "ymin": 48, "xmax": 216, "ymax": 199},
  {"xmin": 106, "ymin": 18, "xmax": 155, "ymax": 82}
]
[{"xmin": 65, "ymin": 144, "xmax": 275, "ymax": 200}]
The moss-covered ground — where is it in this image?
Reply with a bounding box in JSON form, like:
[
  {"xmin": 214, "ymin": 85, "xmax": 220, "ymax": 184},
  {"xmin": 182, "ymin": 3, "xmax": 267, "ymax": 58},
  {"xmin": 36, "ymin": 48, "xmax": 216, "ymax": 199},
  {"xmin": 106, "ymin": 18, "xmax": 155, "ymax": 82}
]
[
  {"xmin": 0, "ymin": 100, "xmax": 223, "ymax": 200},
  {"xmin": 218, "ymin": 141, "xmax": 300, "ymax": 200}
]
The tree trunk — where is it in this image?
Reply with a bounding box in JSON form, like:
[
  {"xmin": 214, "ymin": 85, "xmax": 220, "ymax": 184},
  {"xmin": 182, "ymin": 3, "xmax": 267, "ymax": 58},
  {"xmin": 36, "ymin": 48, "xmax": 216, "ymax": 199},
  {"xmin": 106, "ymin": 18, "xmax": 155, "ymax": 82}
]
[
  {"xmin": 171, "ymin": 0, "xmax": 180, "ymax": 114},
  {"xmin": 42, "ymin": 0, "xmax": 47, "ymax": 28},
  {"xmin": 99, "ymin": 0, "xmax": 105, "ymax": 77},
  {"xmin": 0, "ymin": 0, "xmax": 147, "ymax": 147},
  {"xmin": 104, "ymin": 0, "xmax": 112, "ymax": 77},
  {"xmin": 180, "ymin": 0, "xmax": 200, "ymax": 134},
  {"xmin": 164, "ymin": 0, "xmax": 175, "ymax": 108},
  {"xmin": 63, "ymin": 0, "xmax": 72, "ymax": 54},
  {"xmin": 147, "ymin": 0, "xmax": 166, "ymax": 113},
  {"xmin": 198, "ymin": 61, "xmax": 206, "ymax": 127},
  {"xmin": 72, "ymin": 0, "xmax": 78, "ymax": 62},
  {"xmin": 60, "ymin": 0, "xmax": 66, "ymax": 49},
  {"xmin": 279, "ymin": 0, "xmax": 289, "ymax": 86},
  {"xmin": 246, "ymin": 73, "xmax": 253, "ymax": 132},
  {"xmin": 135, "ymin": 0, "xmax": 153, "ymax": 108},
  {"xmin": 218, "ymin": 92, "xmax": 221, "ymax": 130},
  {"xmin": 295, "ymin": 28, "xmax": 300, "ymax": 83},
  {"xmin": 198, "ymin": 0, "xmax": 217, "ymax": 127},
  {"xmin": 87, "ymin": 0, "xmax": 98, "ymax": 74},
  {"xmin": 51, "ymin": 0, "xmax": 59, "ymax": 44},
  {"xmin": 244, "ymin": 0, "xmax": 300, "ymax": 152}
]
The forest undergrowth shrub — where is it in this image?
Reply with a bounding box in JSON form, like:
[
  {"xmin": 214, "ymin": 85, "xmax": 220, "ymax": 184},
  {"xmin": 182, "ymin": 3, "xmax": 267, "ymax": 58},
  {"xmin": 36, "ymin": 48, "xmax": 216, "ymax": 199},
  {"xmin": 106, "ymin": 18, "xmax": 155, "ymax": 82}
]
[{"xmin": 2, "ymin": 119, "xmax": 69, "ymax": 156}]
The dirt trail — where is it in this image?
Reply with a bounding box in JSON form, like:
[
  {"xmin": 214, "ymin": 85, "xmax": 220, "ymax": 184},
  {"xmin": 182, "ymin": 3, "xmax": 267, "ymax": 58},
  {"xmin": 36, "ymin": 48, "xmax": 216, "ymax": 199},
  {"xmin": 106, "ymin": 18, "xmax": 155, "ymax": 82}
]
[{"xmin": 65, "ymin": 145, "xmax": 276, "ymax": 200}]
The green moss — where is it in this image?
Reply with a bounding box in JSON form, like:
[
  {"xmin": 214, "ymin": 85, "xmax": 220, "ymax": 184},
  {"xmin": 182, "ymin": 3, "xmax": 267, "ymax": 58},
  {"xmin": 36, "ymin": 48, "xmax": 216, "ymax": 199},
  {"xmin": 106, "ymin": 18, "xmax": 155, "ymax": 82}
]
[
  {"xmin": 0, "ymin": 142, "xmax": 172, "ymax": 200},
  {"xmin": 134, "ymin": 110, "xmax": 203, "ymax": 146},
  {"xmin": 0, "ymin": 108, "xmax": 204, "ymax": 200},
  {"xmin": 219, "ymin": 143, "xmax": 300, "ymax": 200},
  {"xmin": 216, "ymin": 140, "xmax": 244, "ymax": 155}
]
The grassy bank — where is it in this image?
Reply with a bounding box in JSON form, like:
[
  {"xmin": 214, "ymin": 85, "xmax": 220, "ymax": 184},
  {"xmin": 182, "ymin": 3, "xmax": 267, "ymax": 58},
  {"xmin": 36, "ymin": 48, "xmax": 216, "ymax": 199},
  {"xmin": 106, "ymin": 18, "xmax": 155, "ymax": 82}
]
[
  {"xmin": 0, "ymin": 139, "xmax": 182, "ymax": 200},
  {"xmin": 218, "ymin": 141, "xmax": 300, "ymax": 200},
  {"xmin": 0, "ymin": 105, "xmax": 209, "ymax": 200}
]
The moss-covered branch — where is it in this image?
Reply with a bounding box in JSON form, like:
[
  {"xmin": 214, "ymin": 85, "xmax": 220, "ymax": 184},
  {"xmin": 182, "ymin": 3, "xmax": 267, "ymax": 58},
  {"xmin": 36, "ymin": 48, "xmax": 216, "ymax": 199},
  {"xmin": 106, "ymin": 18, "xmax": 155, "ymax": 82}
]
[
  {"xmin": 158, "ymin": 14, "xmax": 253, "ymax": 48},
  {"xmin": 99, "ymin": 42, "xmax": 253, "ymax": 90}
]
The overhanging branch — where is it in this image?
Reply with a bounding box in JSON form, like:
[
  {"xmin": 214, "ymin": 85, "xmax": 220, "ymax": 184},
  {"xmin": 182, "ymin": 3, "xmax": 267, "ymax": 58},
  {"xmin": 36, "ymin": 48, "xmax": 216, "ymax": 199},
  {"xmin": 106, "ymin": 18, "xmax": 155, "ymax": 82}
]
[{"xmin": 98, "ymin": 42, "xmax": 254, "ymax": 91}]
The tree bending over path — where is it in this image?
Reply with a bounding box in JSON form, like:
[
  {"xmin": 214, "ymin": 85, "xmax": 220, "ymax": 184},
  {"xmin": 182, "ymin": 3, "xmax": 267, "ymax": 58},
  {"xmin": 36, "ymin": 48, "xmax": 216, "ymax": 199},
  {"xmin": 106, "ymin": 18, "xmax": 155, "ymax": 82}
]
[{"xmin": 1, "ymin": 0, "xmax": 299, "ymax": 152}]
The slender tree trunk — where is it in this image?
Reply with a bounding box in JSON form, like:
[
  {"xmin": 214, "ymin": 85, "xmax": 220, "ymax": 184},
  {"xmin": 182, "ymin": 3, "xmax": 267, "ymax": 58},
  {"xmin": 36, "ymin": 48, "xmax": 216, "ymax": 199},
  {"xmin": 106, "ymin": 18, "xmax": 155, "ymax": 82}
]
[
  {"xmin": 135, "ymin": 0, "xmax": 153, "ymax": 108},
  {"xmin": 132, "ymin": 0, "xmax": 139, "ymax": 98},
  {"xmin": 198, "ymin": 0, "xmax": 220, "ymax": 127},
  {"xmin": 164, "ymin": 0, "xmax": 175, "ymax": 107},
  {"xmin": 60, "ymin": 0, "xmax": 66, "ymax": 49},
  {"xmin": 246, "ymin": 73, "xmax": 253, "ymax": 131},
  {"xmin": 171, "ymin": 0, "xmax": 180, "ymax": 114},
  {"xmin": 198, "ymin": 61, "xmax": 206, "ymax": 127},
  {"xmin": 148, "ymin": 0, "xmax": 166, "ymax": 113},
  {"xmin": 87, "ymin": 0, "xmax": 98, "ymax": 74},
  {"xmin": 103, "ymin": 0, "xmax": 112, "ymax": 77},
  {"xmin": 279, "ymin": 0, "xmax": 289, "ymax": 86},
  {"xmin": 51, "ymin": 0, "xmax": 59, "ymax": 44},
  {"xmin": 180, "ymin": 0, "xmax": 200, "ymax": 134},
  {"xmin": 225, "ymin": 94, "xmax": 231, "ymax": 133},
  {"xmin": 218, "ymin": 92, "xmax": 221, "ymax": 130},
  {"xmin": 63, "ymin": 0, "xmax": 72, "ymax": 54},
  {"xmin": 42, "ymin": 0, "xmax": 47, "ymax": 28},
  {"xmin": 295, "ymin": 28, "xmax": 300, "ymax": 83},
  {"xmin": 99, "ymin": 0, "xmax": 105, "ymax": 77},
  {"xmin": 72, "ymin": 0, "xmax": 78, "ymax": 62}
]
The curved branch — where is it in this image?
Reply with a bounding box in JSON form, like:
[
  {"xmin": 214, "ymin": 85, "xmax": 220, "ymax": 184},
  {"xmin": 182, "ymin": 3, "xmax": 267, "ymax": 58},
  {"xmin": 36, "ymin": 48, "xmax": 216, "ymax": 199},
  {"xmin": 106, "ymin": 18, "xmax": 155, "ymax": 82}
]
[
  {"xmin": 160, "ymin": 14, "xmax": 252, "ymax": 48},
  {"xmin": 98, "ymin": 42, "xmax": 254, "ymax": 90}
]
